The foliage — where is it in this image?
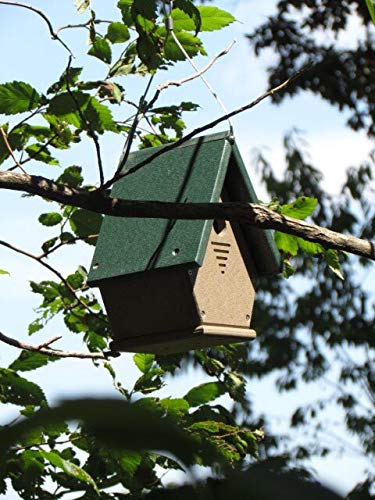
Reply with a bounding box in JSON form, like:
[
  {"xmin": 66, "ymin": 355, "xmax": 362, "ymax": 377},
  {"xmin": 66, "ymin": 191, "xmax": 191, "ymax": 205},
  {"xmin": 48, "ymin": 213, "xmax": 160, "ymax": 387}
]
[
  {"xmin": 247, "ymin": 0, "xmax": 375, "ymax": 136},
  {"xmin": 0, "ymin": 0, "xmax": 373, "ymax": 498}
]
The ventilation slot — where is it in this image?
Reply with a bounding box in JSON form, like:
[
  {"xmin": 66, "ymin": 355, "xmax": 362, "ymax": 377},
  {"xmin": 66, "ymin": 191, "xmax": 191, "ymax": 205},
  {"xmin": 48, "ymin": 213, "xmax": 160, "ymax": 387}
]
[{"xmin": 211, "ymin": 241, "xmax": 231, "ymax": 275}]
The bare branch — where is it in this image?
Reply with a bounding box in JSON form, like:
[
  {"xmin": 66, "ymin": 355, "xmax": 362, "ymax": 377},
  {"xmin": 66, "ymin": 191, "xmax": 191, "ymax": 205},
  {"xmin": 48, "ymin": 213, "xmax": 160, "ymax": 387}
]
[
  {"xmin": 65, "ymin": 56, "xmax": 105, "ymax": 186},
  {"xmin": 157, "ymin": 41, "xmax": 236, "ymax": 92},
  {"xmin": 0, "ymin": 170, "xmax": 373, "ymax": 260},
  {"xmin": 0, "ymin": 331, "xmax": 107, "ymax": 360},
  {"xmin": 56, "ymin": 19, "xmax": 111, "ymax": 34},
  {"xmin": 103, "ymin": 64, "xmax": 313, "ymax": 189},
  {"xmin": 0, "ymin": 126, "xmax": 28, "ymax": 174},
  {"xmin": 0, "ymin": 1, "xmax": 73, "ymax": 56},
  {"xmin": 37, "ymin": 336, "xmax": 62, "ymax": 349}
]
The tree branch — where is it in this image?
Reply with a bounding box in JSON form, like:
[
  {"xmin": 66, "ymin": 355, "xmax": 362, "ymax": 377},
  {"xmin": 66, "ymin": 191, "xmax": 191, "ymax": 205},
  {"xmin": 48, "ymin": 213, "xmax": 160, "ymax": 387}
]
[
  {"xmin": 102, "ymin": 64, "xmax": 313, "ymax": 189},
  {"xmin": 0, "ymin": 1, "xmax": 73, "ymax": 56},
  {"xmin": 0, "ymin": 171, "xmax": 374, "ymax": 260},
  {"xmin": 0, "ymin": 331, "xmax": 108, "ymax": 360},
  {"xmin": 0, "ymin": 126, "xmax": 28, "ymax": 174}
]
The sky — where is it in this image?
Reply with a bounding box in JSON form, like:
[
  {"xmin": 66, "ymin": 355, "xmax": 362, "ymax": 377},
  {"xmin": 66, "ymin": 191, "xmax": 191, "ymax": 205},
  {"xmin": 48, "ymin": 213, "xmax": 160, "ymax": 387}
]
[{"xmin": 0, "ymin": 0, "xmax": 374, "ymax": 497}]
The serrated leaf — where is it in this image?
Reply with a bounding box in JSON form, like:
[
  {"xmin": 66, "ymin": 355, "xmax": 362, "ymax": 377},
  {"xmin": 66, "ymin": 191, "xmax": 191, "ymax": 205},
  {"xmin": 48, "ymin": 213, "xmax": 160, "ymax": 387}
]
[
  {"xmin": 38, "ymin": 212, "xmax": 62, "ymax": 227},
  {"xmin": 173, "ymin": 0, "xmax": 201, "ymax": 34},
  {"xmin": 0, "ymin": 398, "xmax": 200, "ymax": 466},
  {"xmin": 88, "ymin": 37, "xmax": 112, "ymax": 64},
  {"xmin": 28, "ymin": 319, "xmax": 43, "ymax": 335},
  {"xmin": 280, "ymin": 196, "xmax": 318, "ymax": 220},
  {"xmin": 118, "ymin": 450, "xmax": 142, "ymax": 476},
  {"xmin": 26, "ymin": 143, "xmax": 59, "ymax": 165},
  {"xmin": 274, "ymin": 232, "xmax": 299, "ymax": 256},
  {"xmin": 74, "ymin": 0, "xmax": 90, "ymax": 14},
  {"xmin": 133, "ymin": 353, "xmax": 155, "ymax": 373},
  {"xmin": 106, "ymin": 22, "xmax": 130, "ymax": 43},
  {"xmin": 0, "ymin": 81, "xmax": 41, "ymax": 115},
  {"xmin": 324, "ymin": 249, "xmax": 345, "ymax": 280},
  {"xmin": 9, "ymin": 351, "xmax": 58, "ymax": 372},
  {"xmin": 160, "ymin": 398, "xmax": 190, "ymax": 416},
  {"xmin": 48, "ymin": 92, "xmax": 118, "ymax": 133},
  {"xmin": 0, "ymin": 368, "xmax": 46, "ymax": 406},
  {"xmin": 69, "ymin": 209, "xmax": 102, "ymax": 244},
  {"xmin": 57, "ymin": 166, "xmax": 83, "ymax": 188},
  {"xmin": 163, "ymin": 30, "xmax": 206, "ymax": 61},
  {"xmin": 173, "ymin": 6, "xmax": 235, "ymax": 32},
  {"xmin": 41, "ymin": 451, "xmax": 100, "ymax": 494},
  {"xmin": 185, "ymin": 382, "xmax": 225, "ymax": 407},
  {"xmin": 296, "ymin": 237, "xmax": 324, "ymax": 255},
  {"xmin": 42, "ymin": 237, "xmax": 58, "ymax": 253}
]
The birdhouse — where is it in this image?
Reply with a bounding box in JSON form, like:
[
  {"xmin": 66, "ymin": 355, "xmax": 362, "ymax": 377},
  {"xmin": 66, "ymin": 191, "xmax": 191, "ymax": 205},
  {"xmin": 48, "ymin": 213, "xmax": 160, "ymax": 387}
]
[{"xmin": 88, "ymin": 132, "xmax": 280, "ymax": 354}]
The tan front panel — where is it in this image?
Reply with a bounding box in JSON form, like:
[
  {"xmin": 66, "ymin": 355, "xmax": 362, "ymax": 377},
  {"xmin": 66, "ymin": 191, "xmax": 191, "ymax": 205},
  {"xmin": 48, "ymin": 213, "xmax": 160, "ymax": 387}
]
[{"xmin": 193, "ymin": 221, "xmax": 255, "ymax": 329}]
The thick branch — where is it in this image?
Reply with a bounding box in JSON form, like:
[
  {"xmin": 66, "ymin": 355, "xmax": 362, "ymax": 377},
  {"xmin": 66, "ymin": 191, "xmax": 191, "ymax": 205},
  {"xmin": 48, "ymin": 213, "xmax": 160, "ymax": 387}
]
[
  {"xmin": 0, "ymin": 171, "xmax": 374, "ymax": 260},
  {"xmin": 0, "ymin": 331, "xmax": 107, "ymax": 360}
]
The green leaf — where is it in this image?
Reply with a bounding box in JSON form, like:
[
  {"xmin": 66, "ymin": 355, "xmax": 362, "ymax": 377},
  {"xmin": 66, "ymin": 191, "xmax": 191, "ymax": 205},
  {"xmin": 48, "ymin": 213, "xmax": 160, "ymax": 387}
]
[
  {"xmin": 38, "ymin": 212, "xmax": 62, "ymax": 227},
  {"xmin": 48, "ymin": 92, "xmax": 117, "ymax": 133},
  {"xmin": 0, "ymin": 81, "xmax": 41, "ymax": 115},
  {"xmin": 28, "ymin": 319, "xmax": 43, "ymax": 335},
  {"xmin": 88, "ymin": 37, "xmax": 112, "ymax": 64},
  {"xmin": 0, "ymin": 269, "xmax": 9, "ymax": 276},
  {"xmin": 9, "ymin": 351, "xmax": 58, "ymax": 372},
  {"xmin": 296, "ymin": 237, "xmax": 324, "ymax": 255},
  {"xmin": 118, "ymin": 450, "xmax": 142, "ymax": 476},
  {"xmin": 57, "ymin": 166, "xmax": 83, "ymax": 188},
  {"xmin": 47, "ymin": 67, "xmax": 83, "ymax": 94},
  {"xmin": 160, "ymin": 398, "xmax": 190, "ymax": 417},
  {"xmin": 324, "ymin": 249, "xmax": 345, "ymax": 280},
  {"xmin": 173, "ymin": 0, "xmax": 201, "ymax": 33},
  {"xmin": 274, "ymin": 232, "xmax": 299, "ymax": 256},
  {"xmin": 25, "ymin": 143, "xmax": 59, "ymax": 165},
  {"xmin": 69, "ymin": 209, "xmax": 102, "ymax": 244},
  {"xmin": 185, "ymin": 382, "xmax": 225, "ymax": 407},
  {"xmin": 41, "ymin": 450, "xmax": 100, "ymax": 494},
  {"xmin": 106, "ymin": 22, "xmax": 130, "ymax": 43},
  {"xmin": 163, "ymin": 30, "xmax": 206, "ymax": 61},
  {"xmin": 365, "ymin": 0, "xmax": 375, "ymax": 24},
  {"xmin": 280, "ymin": 196, "xmax": 318, "ymax": 220},
  {"xmin": 74, "ymin": 0, "xmax": 90, "ymax": 14},
  {"xmin": 0, "ymin": 368, "xmax": 46, "ymax": 406},
  {"xmin": 0, "ymin": 398, "xmax": 200, "ymax": 466},
  {"xmin": 173, "ymin": 6, "xmax": 235, "ymax": 32},
  {"xmin": 133, "ymin": 353, "xmax": 155, "ymax": 373}
]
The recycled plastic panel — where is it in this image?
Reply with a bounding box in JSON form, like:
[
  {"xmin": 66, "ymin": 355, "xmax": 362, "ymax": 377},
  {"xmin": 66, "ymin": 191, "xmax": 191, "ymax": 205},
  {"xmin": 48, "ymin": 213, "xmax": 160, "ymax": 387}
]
[{"xmin": 89, "ymin": 132, "xmax": 232, "ymax": 285}]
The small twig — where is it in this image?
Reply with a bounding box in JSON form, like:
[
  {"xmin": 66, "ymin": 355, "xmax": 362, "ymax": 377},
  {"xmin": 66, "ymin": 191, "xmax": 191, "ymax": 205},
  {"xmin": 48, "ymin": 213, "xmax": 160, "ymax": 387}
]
[
  {"xmin": 0, "ymin": 1, "xmax": 73, "ymax": 56},
  {"xmin": 56, "ymin": 19, "xmax": 111, "ymax": 34},
  {"xmin": 0, "ymin": 330, "xmax": 110, "ymax": 360},
  {"xmin": 14, "ymin": 436, "xmax": 82, "ymax": 452},
  {"xmin": 37, "ymin": 336, "xmax": 62, "ymax": 349},
  {"xmin": 158, "ymin": 40, "xmax": 236, "ymax": 92},
  {"xmin": 0, "ymin": 126, "xmax": 28, "ymax": 174},
  {"xmin": 40, "ymin": 234, "xmax": 98, "ymax": 259},
  {"xmin": 102, "ymin": 64, "xmax": 313, "ymax": 189},
  {"xmin": 0, "ymin": 239, "xmax": 99, "ymax": 316},
  {"xmin": 113, "ymin": 75, "xmax": 155, "ymax": 178},
  {"xmin": 65, "ymin": 56, "xmax": 104, "ymax": 186}
]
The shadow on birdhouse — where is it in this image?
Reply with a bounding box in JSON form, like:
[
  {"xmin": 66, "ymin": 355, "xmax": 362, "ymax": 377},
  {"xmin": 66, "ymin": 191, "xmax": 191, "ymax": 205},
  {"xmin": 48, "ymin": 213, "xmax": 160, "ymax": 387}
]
[{"xmin": 88, "ymin": 132, "xmax": 280, "ymax": 354}]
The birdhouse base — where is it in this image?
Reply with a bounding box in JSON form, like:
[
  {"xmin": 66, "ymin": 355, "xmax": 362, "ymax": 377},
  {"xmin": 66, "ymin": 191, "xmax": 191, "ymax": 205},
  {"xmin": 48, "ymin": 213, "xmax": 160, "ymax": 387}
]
[{"xmin": 110, "ymin": 325, "xmax": 256, "ymax": 355}]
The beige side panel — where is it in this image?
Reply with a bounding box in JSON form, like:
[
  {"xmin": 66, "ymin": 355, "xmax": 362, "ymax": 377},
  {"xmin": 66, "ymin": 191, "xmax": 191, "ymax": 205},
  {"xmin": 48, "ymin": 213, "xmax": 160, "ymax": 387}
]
[{"xmin": 193, "ymin": 221, "xmax": 255, "ymax": 328}]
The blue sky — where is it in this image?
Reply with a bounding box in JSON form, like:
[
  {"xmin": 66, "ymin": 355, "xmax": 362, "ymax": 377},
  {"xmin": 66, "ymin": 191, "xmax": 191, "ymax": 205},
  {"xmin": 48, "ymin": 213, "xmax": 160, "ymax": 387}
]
[{"xmin": 0, "ymin": 0, "xmax": 374, "ymax": 496}]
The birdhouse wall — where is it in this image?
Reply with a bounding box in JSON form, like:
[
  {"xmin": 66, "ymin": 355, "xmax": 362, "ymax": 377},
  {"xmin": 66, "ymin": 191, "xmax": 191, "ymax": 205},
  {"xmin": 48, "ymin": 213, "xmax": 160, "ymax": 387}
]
[
  {"xmin": 193, "ymin": 220, "xmax": 256, "ymax": 331},
  {"xmin": 99, "ymin": 267, "xmax": 201, "ymax": 343}
]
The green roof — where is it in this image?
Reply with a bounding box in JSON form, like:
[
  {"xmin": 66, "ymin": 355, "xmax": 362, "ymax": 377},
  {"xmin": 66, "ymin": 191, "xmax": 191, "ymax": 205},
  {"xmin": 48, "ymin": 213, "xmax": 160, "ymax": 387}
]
[{"xmin": 88, "ymin": 131, "xmax": 280, "ymax": 285}]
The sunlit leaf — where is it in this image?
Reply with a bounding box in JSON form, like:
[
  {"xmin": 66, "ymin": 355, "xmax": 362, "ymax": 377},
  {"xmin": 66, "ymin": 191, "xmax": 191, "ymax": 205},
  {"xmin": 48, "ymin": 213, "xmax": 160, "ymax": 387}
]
[
  {"xmin": 0, "ymin": 81, "xmax": 41, "ymax": 115},
  {"xmin": 185, "ymin": 382, "xmax": 225, "ymax": 407},
  {"xmin": 41, "ymin": 450, "xmax": 100, "ymax": 494}
]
